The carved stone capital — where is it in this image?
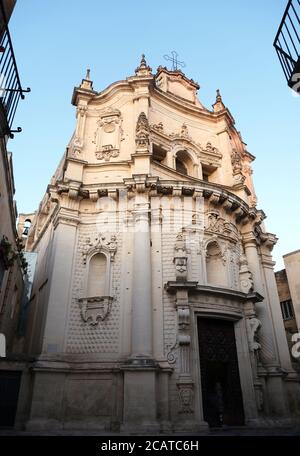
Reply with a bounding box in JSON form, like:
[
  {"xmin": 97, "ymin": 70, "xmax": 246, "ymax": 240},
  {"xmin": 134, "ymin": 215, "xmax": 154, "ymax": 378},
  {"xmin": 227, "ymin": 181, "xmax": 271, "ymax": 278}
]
[{"xmin": 68, "ymin": 181, "xmax": 82, "ymax": 199}]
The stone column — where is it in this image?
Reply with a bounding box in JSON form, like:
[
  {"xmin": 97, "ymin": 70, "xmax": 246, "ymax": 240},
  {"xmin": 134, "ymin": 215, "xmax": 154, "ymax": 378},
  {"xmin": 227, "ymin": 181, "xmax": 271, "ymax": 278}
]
[
  {"xmin": 166, "ymin": 149, "xmax": 174, "ymax": 168},
  {"xmin": 243, "ymin": 232, "xmax": 289, "ymax": 417},
  {"xmin": 150, "ymin": 196, "xmax": 164, "ymax": 359},
  {"xmin": 122, "ymin": 194, "xmax": 159, "ymax": 432},
  {"xmin": 243, "ymin": 233, "xmax": 278, "ymax": 365},
  {"xmin": 130, "ymin": 200, "xmax": 153, "ymax": 357},
  {"xmin": 260, "ymin": 244, "xmax": 294, "ymax": 372}
]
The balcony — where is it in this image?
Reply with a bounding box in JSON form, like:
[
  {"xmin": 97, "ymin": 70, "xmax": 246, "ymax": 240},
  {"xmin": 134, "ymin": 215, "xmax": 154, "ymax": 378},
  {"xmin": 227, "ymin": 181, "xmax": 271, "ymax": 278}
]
[
  {"xmin": 0, "ymin": 0, "xmax": 29, "ymax": 138},
  {"xmin": 274, "ymin": 0, "xmax": 300, "ymax": 92}
]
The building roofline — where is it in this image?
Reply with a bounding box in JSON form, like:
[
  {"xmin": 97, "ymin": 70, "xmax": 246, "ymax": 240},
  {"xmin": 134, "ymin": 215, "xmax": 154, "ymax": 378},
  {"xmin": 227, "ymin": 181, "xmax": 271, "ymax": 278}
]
[{"xmin": 283, "ymin": 249, "xmax": 300, "ymax": 258}]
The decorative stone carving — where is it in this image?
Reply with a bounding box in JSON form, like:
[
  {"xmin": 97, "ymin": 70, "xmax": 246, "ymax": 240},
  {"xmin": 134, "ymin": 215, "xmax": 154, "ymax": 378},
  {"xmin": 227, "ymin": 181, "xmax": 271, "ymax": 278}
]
[
  {"xmin": 166, "ymin": 338, "xmax": 179, "ymax": 364},
  {"xmin": 239, "ymin": 253, "xmax": 254, "ymax": 293},
  {"xmin": 78, "ymin": 296, "xmax": 113, "ymax": 325},
  {"xmin": 178, "ymin": 383, "xmax": 194, "ymax": 414},
  {"xmin": 151, "ymin": 122, "xmax": 164, "ymax": 133},
  {"xmin": 70, "ymin": 136, "xmax": 83, "ymax": 158},
  {"xmin": 77, "ymin": 105, "xmax": 87, "ymax": 117},
  {"xmin": 82, "ymin": 234, "xmax": 117, "ymax": 265},
  {"xmin": 135, "ymin": 54, "xmax": 152, "ymax": 77},
  {"xmin": 254, "ymin": 381, "xmax": 264, "ymax": 411},
  {"xmin": 94, "ymin": 108, "xmax": 122, "ymax": 160},
  {"xmin": 135, "ymin": 112, "xmax": 150, "ymax": 148},
  {"xmin": 181, "ymin": 123, "xmax": 189, "ymax": 138},
  {"xmin": 95, "ymin": 146, "xmax": 119, "ymax": 161},
  {"xmin": 200, "ymin": 141, "xmax": 219, "ymax": 155},
  {"xmin": 231, "ymin": 148, "xmax": 242, "ymax": 173},
  {"xmin": 246, "ymin": 317, "xmax": 262, "ymax": 352},
  {"xmin": 204, "ymin": 211, "xmax": 238, "ymax": 241},
  {"xmin": 174, "ymin": 291, "xmax": 195, "ymax": 415},
  {"xmin": 174, "ymin": 232, "xmax": 188, "ymax": 281},
  {"xmin": 231, "ymin": 148, "xmax": 246, "ymax": 184}
]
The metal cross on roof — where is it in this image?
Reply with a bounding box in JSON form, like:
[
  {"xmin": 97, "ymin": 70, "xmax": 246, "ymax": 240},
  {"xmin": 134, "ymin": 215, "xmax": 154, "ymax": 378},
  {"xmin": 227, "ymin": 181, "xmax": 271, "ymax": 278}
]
[{"xmin": 163, "ymin": 51, "xmax": 186, "ymax": 71}]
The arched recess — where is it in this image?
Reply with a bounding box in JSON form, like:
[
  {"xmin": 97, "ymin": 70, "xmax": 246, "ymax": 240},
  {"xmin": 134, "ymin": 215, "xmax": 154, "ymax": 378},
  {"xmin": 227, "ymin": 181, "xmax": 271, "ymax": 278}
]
[
  {"xmin": 87, "ymin": 253, "xmax": 107, "ymax": 297},
  {"xmin": 79, "ymin": 242, "xmax": 116, "ymax": 325},
  {"xmin": 205, "ymin": 240, "xmax": 227, "ymax": 287},
  {"xmin": 171, "ymin": 144, "xmax": 200, "ymax": 177}
]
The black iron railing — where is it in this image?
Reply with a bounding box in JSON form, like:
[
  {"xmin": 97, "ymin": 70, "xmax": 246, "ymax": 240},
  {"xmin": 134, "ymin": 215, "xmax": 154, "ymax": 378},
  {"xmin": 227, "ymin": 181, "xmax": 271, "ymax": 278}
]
[
  {"xmin": 274, "ymin": 0, "xmax": 300, "ymax": 92},
  {"xmin": 0, "ymin": 1, "xmax": 30, "ymax": 138}
]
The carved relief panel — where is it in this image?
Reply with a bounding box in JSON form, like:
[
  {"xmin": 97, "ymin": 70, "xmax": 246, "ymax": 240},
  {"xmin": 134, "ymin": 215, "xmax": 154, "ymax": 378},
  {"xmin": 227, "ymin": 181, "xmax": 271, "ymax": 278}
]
[{"xmin": 93, "ymin": 108, "xmax": 123, "ymax": 161}]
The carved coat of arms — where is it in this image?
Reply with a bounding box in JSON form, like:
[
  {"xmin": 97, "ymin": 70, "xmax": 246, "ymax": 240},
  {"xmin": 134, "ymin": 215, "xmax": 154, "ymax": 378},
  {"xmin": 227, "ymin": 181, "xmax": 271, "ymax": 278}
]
[{"xmin": 79, "ymin": 296, "xmax": 113, "ymax": 326}]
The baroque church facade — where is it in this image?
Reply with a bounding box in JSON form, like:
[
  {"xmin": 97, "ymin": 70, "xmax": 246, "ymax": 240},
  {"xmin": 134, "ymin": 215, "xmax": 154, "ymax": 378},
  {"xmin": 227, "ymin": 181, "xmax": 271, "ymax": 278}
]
[{"xmin": 19, "ymin": 56, "xmax": 300, "ymax": 432}]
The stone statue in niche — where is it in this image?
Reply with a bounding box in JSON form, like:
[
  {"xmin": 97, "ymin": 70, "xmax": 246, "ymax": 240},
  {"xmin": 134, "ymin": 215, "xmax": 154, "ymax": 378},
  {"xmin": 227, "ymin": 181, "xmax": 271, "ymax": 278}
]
[{"xmin": 94, "ymin": 109, "xmax": 123, "ymax": 161}]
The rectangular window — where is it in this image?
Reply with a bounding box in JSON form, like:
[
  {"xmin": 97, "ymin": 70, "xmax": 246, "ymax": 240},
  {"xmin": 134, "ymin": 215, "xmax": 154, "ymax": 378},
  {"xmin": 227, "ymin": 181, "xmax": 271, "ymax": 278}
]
[{"xmin": 280, "ymin": 299, "xmax": 294, "ymax": 320}]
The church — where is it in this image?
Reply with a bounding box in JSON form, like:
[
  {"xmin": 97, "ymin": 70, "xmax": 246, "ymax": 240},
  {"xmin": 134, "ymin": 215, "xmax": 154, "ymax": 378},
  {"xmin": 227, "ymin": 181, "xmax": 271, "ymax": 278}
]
[{"xmin": 18, "ymin": 56, "xmax": 300, "ymax": 432}]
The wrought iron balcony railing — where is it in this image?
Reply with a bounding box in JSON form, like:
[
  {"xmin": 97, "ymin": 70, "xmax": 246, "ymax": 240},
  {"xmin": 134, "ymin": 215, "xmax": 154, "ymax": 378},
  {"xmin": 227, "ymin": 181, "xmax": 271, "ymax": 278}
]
[
  {"xmin": 0, "ymin": 0, "xmax": 30, "ymax": 138},
  {"xmin": 274, "ymin": 0, "xmax": 300, "ymax": 92}
]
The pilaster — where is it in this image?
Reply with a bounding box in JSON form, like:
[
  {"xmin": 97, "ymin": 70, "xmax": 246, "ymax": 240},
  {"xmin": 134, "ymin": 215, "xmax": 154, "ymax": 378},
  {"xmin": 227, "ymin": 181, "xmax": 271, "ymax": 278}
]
[{"xmin": 41, "ymin": 210, "xmax": 79, "ymax": 354}]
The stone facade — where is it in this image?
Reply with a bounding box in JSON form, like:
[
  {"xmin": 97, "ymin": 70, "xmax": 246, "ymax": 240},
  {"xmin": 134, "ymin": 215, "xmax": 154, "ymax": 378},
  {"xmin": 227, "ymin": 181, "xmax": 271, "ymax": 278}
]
[{"xmin": 18, "ymin": 57, "xmax": 300, "ymax": 432}]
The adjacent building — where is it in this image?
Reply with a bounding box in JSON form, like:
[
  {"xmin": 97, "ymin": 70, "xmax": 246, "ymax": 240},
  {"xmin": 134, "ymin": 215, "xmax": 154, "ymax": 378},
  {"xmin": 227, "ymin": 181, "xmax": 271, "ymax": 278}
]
[
  {"xmin": 17, "ymin": 57, "xmax": 300, "ymax": 432},
  {"xmin": 0, "ymin": 0, "xmax": 30, "ymax": 429},
  {"xmin": 275, "ymin": 250, "xmax": 300, "ymax": 371}
]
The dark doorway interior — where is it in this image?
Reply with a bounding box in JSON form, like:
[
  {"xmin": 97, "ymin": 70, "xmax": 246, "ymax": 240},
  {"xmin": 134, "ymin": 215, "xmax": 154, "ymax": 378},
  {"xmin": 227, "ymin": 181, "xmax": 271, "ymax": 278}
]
[
  {"xmin": 197, "ymin": 317, "xmax": 245, "ymax": 427},
  {"xmin": 0, "ymin": 370, "xmax": 21, "ymax": 428}
]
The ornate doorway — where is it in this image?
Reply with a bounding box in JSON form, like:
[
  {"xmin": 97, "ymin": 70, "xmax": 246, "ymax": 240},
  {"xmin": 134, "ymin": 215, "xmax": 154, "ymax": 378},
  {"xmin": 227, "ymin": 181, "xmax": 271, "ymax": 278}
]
[{"xmin": 197, "ymin": 317, "xmax": 245, "ymax": 427}]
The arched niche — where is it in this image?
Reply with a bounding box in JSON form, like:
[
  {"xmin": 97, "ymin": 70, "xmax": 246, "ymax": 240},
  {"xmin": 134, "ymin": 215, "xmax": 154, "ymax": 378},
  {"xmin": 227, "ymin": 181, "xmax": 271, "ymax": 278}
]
[
  {"xmin": 87, "ymin": 252, "xmax": 107, "ymax": 297},
  {"xmin": 205, "ymin": 240, "xmax": 227, "ymax": 287}
]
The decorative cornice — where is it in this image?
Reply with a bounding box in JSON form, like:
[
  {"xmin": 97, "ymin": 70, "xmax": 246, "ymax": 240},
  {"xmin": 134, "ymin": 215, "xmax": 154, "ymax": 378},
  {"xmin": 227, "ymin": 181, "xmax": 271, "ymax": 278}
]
[
  {"xmin": 165, "ymin": 281, "xmax": 264, "ymax": 303},
  {"xmin": 53, "ymin": 210, "xmax": 80, "ymax": 229}
]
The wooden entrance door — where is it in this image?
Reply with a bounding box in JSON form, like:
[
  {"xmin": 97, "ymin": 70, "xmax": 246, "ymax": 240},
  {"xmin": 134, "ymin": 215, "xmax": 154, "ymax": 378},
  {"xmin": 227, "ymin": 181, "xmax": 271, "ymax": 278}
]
[{"xmin": 197, "ymin": 317, "xmax": 245, "ymax": 427}]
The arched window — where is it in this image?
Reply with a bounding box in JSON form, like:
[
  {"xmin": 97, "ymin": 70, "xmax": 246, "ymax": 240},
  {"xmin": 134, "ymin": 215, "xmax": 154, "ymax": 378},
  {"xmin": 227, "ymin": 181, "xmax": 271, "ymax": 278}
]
[
  {"xmin": 22, "ymin": 219, "xmax": 31, "ymax": 237},
  {"xmin": 87, "ymin": 253, "xmax": 107, "ymax": 297},
  {"xmin": 206, "ymin": 241, "xmax": 227, "ymax": 287},
  {"xmin": 175, "ymin": 150, "xmax": 194, "ymax": 176}
]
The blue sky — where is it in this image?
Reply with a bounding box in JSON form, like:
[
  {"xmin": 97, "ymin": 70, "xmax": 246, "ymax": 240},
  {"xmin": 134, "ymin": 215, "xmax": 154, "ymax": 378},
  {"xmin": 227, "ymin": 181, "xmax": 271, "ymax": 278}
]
[{"xmin": 8, "ymin": 0, "xmax": 300, "ymax": 269}]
